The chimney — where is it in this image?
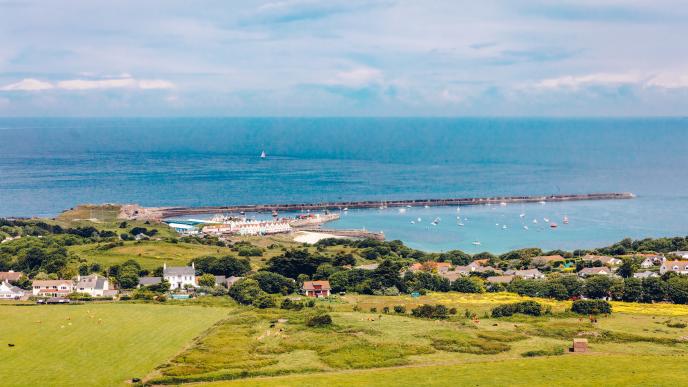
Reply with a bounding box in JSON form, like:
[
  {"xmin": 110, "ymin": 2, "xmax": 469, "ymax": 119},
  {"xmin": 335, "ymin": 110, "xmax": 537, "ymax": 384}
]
[
  {"xmin": 191, "ymin": 262, "xmax": 195, "ymax": 269},
  {"xmin": 163, "ymin": 263, "xmax": 167, "ymax": 270}
]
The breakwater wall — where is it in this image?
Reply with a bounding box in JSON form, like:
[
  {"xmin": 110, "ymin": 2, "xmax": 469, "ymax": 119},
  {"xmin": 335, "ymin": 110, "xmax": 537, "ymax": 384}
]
[{"xmin": 119, "ymin": 192, "xmax": 634, "ymax": 221}]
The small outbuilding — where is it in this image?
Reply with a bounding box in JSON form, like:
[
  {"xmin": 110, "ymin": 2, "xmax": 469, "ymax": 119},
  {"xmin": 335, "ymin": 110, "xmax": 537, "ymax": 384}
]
[{"xmin": 570, "ymin": 338, "xmax": 588, "ymax": 353}]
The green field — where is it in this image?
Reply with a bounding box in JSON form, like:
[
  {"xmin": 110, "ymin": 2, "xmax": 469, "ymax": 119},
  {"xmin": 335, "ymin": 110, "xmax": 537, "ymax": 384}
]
[
  {"xmin": 0, "ymin": 303, "xmax": 229, "ymax": 386},
  {"xmin": 2, "ymin": 294, "xmax": 688, "ymax": 386},
  {"xmin": 208, "ymin": 354, "xmax": 688, "ymax": 386},
  {"xmin": 145, "ymin": 293, "xmax": 688, "ymax": 385}
]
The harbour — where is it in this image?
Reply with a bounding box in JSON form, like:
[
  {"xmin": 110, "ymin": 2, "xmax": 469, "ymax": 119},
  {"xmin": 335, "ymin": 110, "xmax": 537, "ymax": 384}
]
[{"xmin": 119, "ymin": 192, "xmax": 635, "ymax": 221}]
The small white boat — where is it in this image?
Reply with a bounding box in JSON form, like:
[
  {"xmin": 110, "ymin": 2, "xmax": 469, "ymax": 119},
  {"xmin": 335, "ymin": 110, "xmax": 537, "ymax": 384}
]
[
  {"xmin": 398, "ymin": 208, "xmax": 406, "ymax": 214},
  {"xmin": 410, "ymin": 220, "xmax": 415, "ymax": 224},
  {"xmin": 533, "ymin": 219, "xmax": 538, "ymax": 224},
  {"xmin": 343, "ymin": 207, "xmax": 349, "ymax": 212},
  {"xmin": 538, "ymin": 200, "xmax": 546, "ymax": 205},
  {"xmin": 472, "ymin": 241, "xmax": 481, "ymax": 246},
  {"xmin": 500, "ymin": 202, "xmax": 507, "ymax": 207},
  {"xmin": 563, "ymin": 215, "xmax": 569, "ymax": 224},
  {"xmin": 550, "ymin": 222, "xmax": 558, "ymax": 228},
  {"xmin": 495, "ymin": 223, "xmax": 500, "ymax": 226},
  {"xmin": 458, "ymin": 222, "xmax": 465, "ymax": 226},
  {"xmin": 519, "ymin": 213, "xmax": 525, "ymax": 218},
  {"xmin": 260, "ymin": 150, "xmax": 267, "ymax": 159},
  {"xmin": 543, "ymin": 217, "xmax": 550, "ymax": 223},
  {"xmin": 456, "ymin": 207, "xmax": 461, "ymax": 212},
  {"xmin": 523, "ymin": 225, "xmax": 529, "ymax": 230},
  {"xmin": 424, "ymin": 205, "xmax": 429, "ymax": 209},
  {"xmin": 502, "ymin": 225, "xmax": 507, "ymax": 230},
  {"xmin": 431, "ymin": 217, "xmax": 441, "ymax": 225},
  {"xmin": 406, "ymin": 205, "xmax": 412, "ymax": 208},
  {"xmin": 417, "ymin": 217, "xmax": 422, "ymax": 222}
]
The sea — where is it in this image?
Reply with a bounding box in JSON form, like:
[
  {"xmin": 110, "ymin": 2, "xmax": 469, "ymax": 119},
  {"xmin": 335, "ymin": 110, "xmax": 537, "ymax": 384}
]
[{"xmin": 1, "ymin": 117, "xmax": 687, "ymax": 253}]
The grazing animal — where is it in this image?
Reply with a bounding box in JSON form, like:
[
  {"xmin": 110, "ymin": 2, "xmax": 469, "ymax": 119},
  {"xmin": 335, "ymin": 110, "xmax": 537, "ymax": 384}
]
[{"xmin": 8, "ymin": 343, "xmax": 15, "ymax": 347}]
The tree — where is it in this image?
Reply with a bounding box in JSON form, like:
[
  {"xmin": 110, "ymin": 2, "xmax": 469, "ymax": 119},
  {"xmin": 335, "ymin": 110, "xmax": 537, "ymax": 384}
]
[
  {"xmin": 198, "ymin": 273, "xmax": 216, "ymax": 287},
  {"xmin": 571, "ymin": 300, "xmax": 612, "ymax": 314},
  {"xmin": 452, "ymin": 277, "xmax": 484, "ymax": 293},
  {"xmin": 622, "ymin": 278, "xmax": 643, "ymax": 302},
  {"xmin": 558, "ymin": 275, "xmax": 583, "ymax": 298},
  {"xmin": 252, "ymin": 293, "xmax": 275, "ymax": 308},
  {"xmin": 251, "ymin": 271, "xmax": 296, "ymax": 294},
  {"xmin": 667, "ymin": 276, "xmax": 688, "ymax": 304},
  {"xmin": 617, "ymin": 259, "xmax": 638, "ymax": 278},
  {"xmin": 228, "ymin": 278, "xmax": 265, "ymax": 305},
  {"xmin": 332, "ymin": 253, "xmax": 356, "ymax": 267},
  {"xmin": 369, "ymin": 259, "xmax": 403, "ymax": 290},
  {"xmin": 116, "ymin": 259, "xmax": 141, "ymax": 289},
  {"xmin": 583, "ymin": 275, "xmax": 613, "ymax": 299},
  {"xmin": 545, "ymin": 282, "xmax": 569, "ymax": 300},
  {"xmin": 192, "ymin": 255, "xmax": 251, "ymax": 277},
  {"xmin": 641, "ymin": 277, "xmax": 668, "ymax": 303},
  {"xmin": 265, "ymin": 249, "xmax": 331, "ymax": 279}
]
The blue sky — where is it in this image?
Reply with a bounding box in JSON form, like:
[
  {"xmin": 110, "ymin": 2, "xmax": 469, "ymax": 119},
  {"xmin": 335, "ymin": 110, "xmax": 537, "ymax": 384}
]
[{"xmin": 1, "ymin": 0, "xmax": 687, "ymax": 116}]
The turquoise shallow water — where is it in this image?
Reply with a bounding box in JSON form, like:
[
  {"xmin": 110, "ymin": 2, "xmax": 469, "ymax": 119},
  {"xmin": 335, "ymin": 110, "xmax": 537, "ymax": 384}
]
[{"xmin": 1, "ymin": 117, "xmax": 687, "ymax": 252}]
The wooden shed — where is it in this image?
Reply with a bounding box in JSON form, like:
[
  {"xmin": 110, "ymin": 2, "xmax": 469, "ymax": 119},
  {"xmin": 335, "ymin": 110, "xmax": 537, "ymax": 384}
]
[{"xmin": 570, "ymin": 338, "xmax": 588, "ymax": 353}]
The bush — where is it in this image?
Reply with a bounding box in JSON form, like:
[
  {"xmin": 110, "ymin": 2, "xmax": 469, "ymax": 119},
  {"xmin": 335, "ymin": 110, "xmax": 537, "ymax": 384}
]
[
  {"xmin": 411, "ymin": 304, "xmax": 450, "ymax": 319},
  {"xmin": 491, "ymin": 301, "xmax": 543, "ymax": 318},
  {"xmin": 382, "ymin": 306, "xmax": 390, "ymax": 314},
  {"xmin": 394, "ymin": 305, "xmax": 406, "ymax": 314},
  {"xmin": 521, "ymin": 347, "xmax": 565, "ymax": 357},
  {"xmin": 571, "ymin": 299, "xmax": 612, "ymax": 315},
  {"xmin": 306, "ymin": 313, "xmax": 332, "ymax": 327},
  {"xmin": 252, "ymin": 294, "xmax": 275, "ymax": 309}
]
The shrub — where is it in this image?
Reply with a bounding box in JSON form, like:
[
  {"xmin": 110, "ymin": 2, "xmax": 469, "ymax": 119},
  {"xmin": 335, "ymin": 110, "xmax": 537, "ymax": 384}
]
[
  {"xmin": 491, "ymin": 301, "xmax": 543, "ymax": 318},
  {"xmin": 393, "ymin": 305, "xmax": 406, "ymax": 314},
  {"xmin": 521, "ymin": 347, "xmax": 565, "ymax": 357},
  {"xmin": 252, "ymin": 294, "xmax": 275, "ymax": 309},
  {"xmin": 305, "ymin": 299, "xmax": 316, "ymax": 307},
  {"xmin": 571, "ymin": 299, "xmax": 612, "ymax": 315},
  {"xmin": 411, "ymin": 304, "xmax": 449, "ymax": 319},
  {"xmin": 666, "ymin": 321, "xmax": 687, "ymax": 329},
  {"xmin": 382, "ymin": 306, "xmax": 390, "ymax": 314},
  {"xmin": 306, "ymin": 313, "xmax": 332, "ymax": 327},
  {"xmin": 370, "ymin": 307, "xmax": 377, "ymax": 313}
]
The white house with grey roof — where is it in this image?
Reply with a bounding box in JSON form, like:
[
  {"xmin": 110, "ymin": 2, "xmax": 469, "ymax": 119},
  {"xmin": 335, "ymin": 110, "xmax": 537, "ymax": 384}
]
[
  {"xmin": 75, "ymin": 274, "xmax": 115, "ymax": 297},
  {"xmin": 163, "ymin": 263, "xmax": 197, "ymax": 290},
  {"xmin": 0, "ymin": 280, "xmax": 25, "ymax": 299}
]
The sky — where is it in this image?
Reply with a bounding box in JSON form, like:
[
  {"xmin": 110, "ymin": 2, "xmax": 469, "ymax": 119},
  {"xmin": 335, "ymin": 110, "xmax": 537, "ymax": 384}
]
[{"xmin": 1, "ymin": 0, "xmax": 687, "ymax": 116}]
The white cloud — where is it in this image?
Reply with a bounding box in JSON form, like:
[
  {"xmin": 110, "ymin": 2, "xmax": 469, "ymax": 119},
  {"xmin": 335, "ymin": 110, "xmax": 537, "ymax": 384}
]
[
  {"xmin": 1, "ymin": 78, "xmax": 54, "ymax": 91},
  {"xmin": 328, "ymin": 67, "xmax": 382, "ymax": 87},
  {"xmin": 57, "ymin": 78, "xmax": 136, "ymax": 90},
  {"xmin": 645, "ymin": 73, "xmax": 688, "ymax": 89},
  {"xmin": 535, "ymin": 73, "xmax": 642, "ymax": 89},
  {"xmin": 2, "ymin": 76, "xmax": 175, "ymax": 92},
  {"xmin": 138, "ymin": 79, "xmax": 175, "ymax": 89}
]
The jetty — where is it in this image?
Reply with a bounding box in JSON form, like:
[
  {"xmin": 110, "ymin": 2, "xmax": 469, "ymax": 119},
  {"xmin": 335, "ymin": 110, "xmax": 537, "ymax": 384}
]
[{"xmin": 119, "ymin": 192, "xmax": 635, "ymax": 221}]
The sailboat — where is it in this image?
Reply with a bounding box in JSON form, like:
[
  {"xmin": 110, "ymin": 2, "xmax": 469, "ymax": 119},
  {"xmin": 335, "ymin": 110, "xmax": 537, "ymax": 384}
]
[
  {"xmin": 563, "ymin": 215, "xmax": 569, "ymax": 224},
  {"xmin": 260, "ymin": 150, "xmax": 267, "ymax": 159}
]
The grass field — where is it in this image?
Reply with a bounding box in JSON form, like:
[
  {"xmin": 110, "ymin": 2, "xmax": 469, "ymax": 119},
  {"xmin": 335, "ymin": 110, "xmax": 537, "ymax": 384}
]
[
  {"xmin": 0, "ymin": 303, "xmax": 229, "ymax": 386},
  {"xmin": 69, "ymin": 241, "xmax": 235, "ymax": 269},
  {"xmin": 147, "ymin": 293, "xmax": 688, "ymax": 385},
  {"xmin": 208, "ymin": 354, "xmax": 688, "ymax": 386}
]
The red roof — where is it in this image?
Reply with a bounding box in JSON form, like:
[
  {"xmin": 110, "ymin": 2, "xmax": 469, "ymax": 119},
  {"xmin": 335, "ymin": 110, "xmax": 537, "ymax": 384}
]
[{"xmin": 302, "ymin": 281, "xmax": 331, "ymax": 291}]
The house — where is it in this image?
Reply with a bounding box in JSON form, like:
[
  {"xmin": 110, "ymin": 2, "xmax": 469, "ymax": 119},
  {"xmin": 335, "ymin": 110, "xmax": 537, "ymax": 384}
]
[
  {"xmin": 163, "ymin": 263, "xmax": 197, "ymax": 290},
  {"xmin": 633, "ymin": 271, "xmax": 659, "ymax": 279},
  {"xmin": 581, "ymin": 254, "xmax": 622, "ymax": 266},
  {"xmin": 0, "ymin": 280, "xmax": 25, "ymax": 299},
  {"xmin": 138, "ymin": 276, "xmax": 162, "ymax": 287},
  {"xmin": 532, "ymin": 255, "xmax": 565, "ymax": 266},
  {"xmin": 302, "ymin": 280, "xmax": 331, "ymax": 297},
  {"xmin": 672, "ymin": 251, "xmax": 688, "ymax": 259},
  {"xmin": 505, "ymin": 269, "xmax": 545, "ymax": 279},
  {"xmin": 226, "ymin": 276, "xmax": 244, "ymax": 288},
  {"xmin": 577, "ymin": 267, "xmax": 612, "ymax": 277},
  {"xmin": 75, "ymin": 274, "xmax": 115, "ymax": 297},
  {"xmin": 213, "ymin": 275, "xmax": 226, "ymax": 286},
  {"xmin": 473, "ymin": 265, "xmax": 503, "ymax": 275},
  {"xmin": 660, "ymin": 260, "xmax": 688, "ymax": 275},
  {"xmin": 439, "ymin": 269, "xmax": 463, "ymax": 282},
  {"xmin": 0, "ymin": 270, "xmax": 23, "ymax": 282},
  {"xmin": 486, "ymin": 275, "xmax": 515, "ymax": 284},
  {"xmin": 32, "ymin": 280, "xmax": 74, "ymax": 297}
]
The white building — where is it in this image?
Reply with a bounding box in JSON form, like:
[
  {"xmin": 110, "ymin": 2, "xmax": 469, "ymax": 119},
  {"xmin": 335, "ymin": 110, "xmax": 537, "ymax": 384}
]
[
  {"xmin": 660, "ymin": 260, "xmax": 688, "ymax": 275},
  {"xmin": 202, "ymin": 219, "xmax": 291, "ymax": 236},
  {"xmin": 32, "ymin": 280, "xmax": 74, "ymax": 297},
  {"xmin": 163, "ymin": 263, "xmax": 197, "ymax": 290},
  {"xmin": 75, "ymin": 274, "xmax": 116, "ymax": 297},
  {"xmin": 0, "ymin": 280, "xmax": 25, "ymax": 299}
]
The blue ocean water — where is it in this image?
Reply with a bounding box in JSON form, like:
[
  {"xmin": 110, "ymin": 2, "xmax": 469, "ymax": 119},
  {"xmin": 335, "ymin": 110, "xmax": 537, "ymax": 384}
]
[{"xmin": 1, "ymin": 117, "xmax": 687, "ymax": 252}]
